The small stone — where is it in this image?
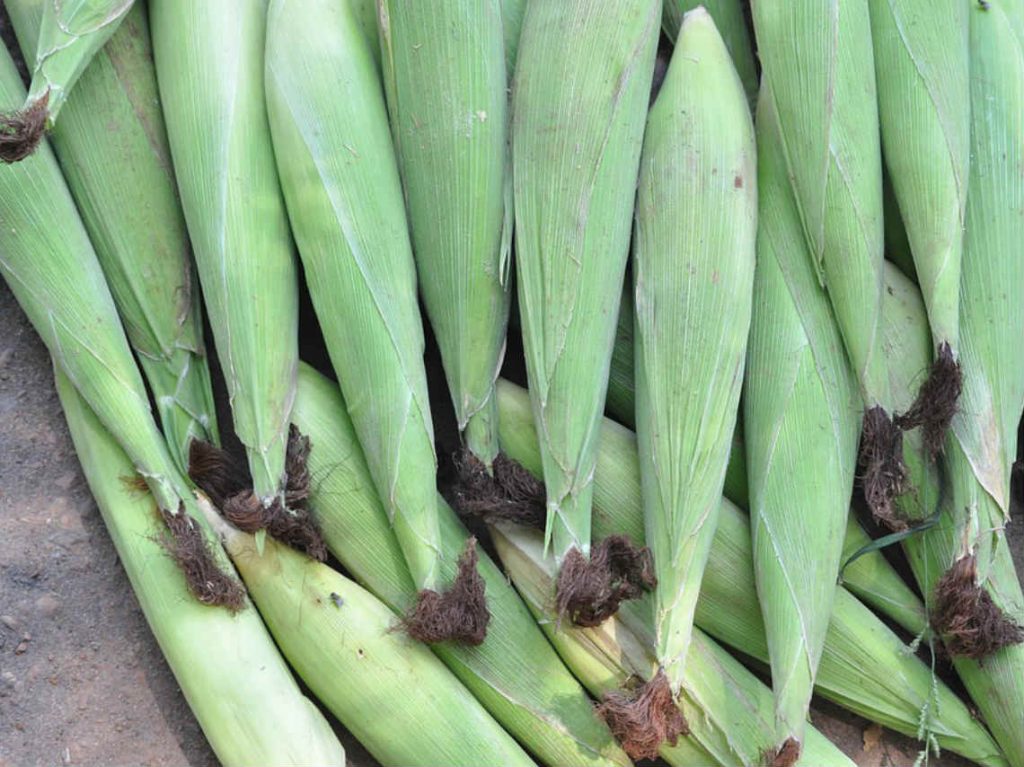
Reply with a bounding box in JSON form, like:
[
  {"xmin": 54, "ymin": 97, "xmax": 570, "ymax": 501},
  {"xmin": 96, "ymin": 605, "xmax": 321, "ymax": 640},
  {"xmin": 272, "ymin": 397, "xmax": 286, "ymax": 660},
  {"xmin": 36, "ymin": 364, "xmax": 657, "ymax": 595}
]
[
  {"xmin": 35, "ymin": 594, "xmax": 60, "ymax": 617},
  {"xmin": 1, "ymin": 615, "xmax": 20, "ymax": 631},
  {"xmin": 0, "ymin": 671, "xmax": 15, "ymax": 691},
  {"xmin": 14, "ymin": 633, "xmax": 30, "ymax": 654}
]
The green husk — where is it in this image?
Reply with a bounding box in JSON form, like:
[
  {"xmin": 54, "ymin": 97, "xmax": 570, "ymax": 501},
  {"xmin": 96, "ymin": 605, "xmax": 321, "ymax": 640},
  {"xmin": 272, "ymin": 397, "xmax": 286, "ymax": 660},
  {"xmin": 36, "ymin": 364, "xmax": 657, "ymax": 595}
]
[
  {"xmin": 349, "ymin": 0, "xmax": 380, "ymax": 69},
  {"xmin": 203, "ymin": 514, "xmax": 536, "ymax": 767},
  {"xmin": 661, "ymin": 0, "xmax": 757, "ymax": 103},
  {"xmin": 4, "ymin": 0, "xmax": 217, "ymax": 474},
  {"xmin": 0, "ymin": 0, "xmax": 134, "ymax": 162},
  {"xmin": 752, "ymin": 1, "xmax": 893, "ymax": 428},
  {"xmin": 743, "ymin": 90, "xmax": 862, "ymax": 755},
  {"xmin": 150, "ymin": 0, "xmax": 298, "ymax": 505},
  {"xmin": 500, "ymin": 0, "xmax": 527, "ymax": 73},
  {"xmin": 291, "ymin": 363, "xmax": 631, "ymax": 767},
  {"xmin": 492, "ymin": 522, "xmax": 857, "ymax": 767},
  {"xmin": 380, "ymin": 0, "xmax": 511, "ymax": 468},
  {"xmin": 869, "ymin": 0, "xmax": 969, "ymax": 360},
  {"xmin": 53, "ymin": 369, "xmax": 345, "ymax": 767},
  {"xmin": 512, "ymin": 0, "xmax": 660, "ymax": 569},
  {"xmin": 883, "ymin": 173, "xmax": 917, "ymax": 283},
  {"xmin": 265, "ymin": 0, "xmax": 458, "ymax": 605},
  {"xmin": 632, "ymin": 7, "xmax": 756, "ymax": 697},
  {"xmin": 496, "ymin": 380, "xmax": 1007, "ymax": 766}
]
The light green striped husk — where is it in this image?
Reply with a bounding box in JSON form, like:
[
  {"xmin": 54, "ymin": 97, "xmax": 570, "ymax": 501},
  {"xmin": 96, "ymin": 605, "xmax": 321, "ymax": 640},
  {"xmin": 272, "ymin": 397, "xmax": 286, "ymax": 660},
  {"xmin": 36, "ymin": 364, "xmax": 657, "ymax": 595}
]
[
  {"xmin": 752, "ymin": 0, "xmax": 890, "ymax": 411},
  {"xmin": 54, "ymin": 370, "xmax": 345, "ymax": 767},
  {"xmin": 604, "ymin": 299, "xmax": 927, "ymax": 636},
  {"xmin": 633, "ymin": 8, "xmax": 756, "ymax": 694},
  {"xmin": 380, "ymin": 0, "xmax": 511, "ymax": 468},
  {"xmin": 500, "ymin": 0, "xmax": 527, "ymax": 73},
  {"xmin": 869, "ymin": 0, "xmax": 969, "ymax": 355},
  {"xmin": 19, "ymin": 0, "xmax": 134, "ymax": 126},
  {"xmin": 883, "ymin": 261, "xmax": 1024, "ymax": 767},
  {"xmin": 205, "ymin": 516, "xmax": 535, "ymax": 767},
  {"xmin": 662, "ymin": 0, "xmax": 757, "ymax": 103},
  {"xmin": 265, "ymin": 0, "xmax": 445, "ymax": 593},
  {"xmin": 512, "ymin": 0, "xmax": 660, "ymax": 563},
  {"xmin": 496, "ymin": 380, "xmax": 1008, "ymax": 766},
  {"xmin": 5, "ymin": 0, "xmax": 217, "ymax": 474},
  {"xmin": 744, "ymin": 92, "xmax": 861, "ymax": 752},
  {"xmin": 291, "ymin": 363, "xmax": 631, "ymax": 767},
  {"xmin": 150, "ymin": 0, "xmax": 298, "ymax": 504},
  {"xmin": 493, "ymin": 522, "xmax": 856, "ymax": 767}
]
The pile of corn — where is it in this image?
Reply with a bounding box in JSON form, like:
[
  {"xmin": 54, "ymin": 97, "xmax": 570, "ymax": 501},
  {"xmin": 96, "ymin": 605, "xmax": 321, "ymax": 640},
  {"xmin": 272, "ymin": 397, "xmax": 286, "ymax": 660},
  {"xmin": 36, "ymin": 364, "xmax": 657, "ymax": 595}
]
[{"xmin": 2, "ymin": 1, "xmax": 1022, "ymax": 765}]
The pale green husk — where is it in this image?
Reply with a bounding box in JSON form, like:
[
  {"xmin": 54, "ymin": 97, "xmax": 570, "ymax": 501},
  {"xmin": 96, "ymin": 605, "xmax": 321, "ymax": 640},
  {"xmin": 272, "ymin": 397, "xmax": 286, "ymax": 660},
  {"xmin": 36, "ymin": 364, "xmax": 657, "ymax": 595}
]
[
  {"xmin": 5, "ymin": 0, "xmax": 217, "ymax": 474},
  {"xmin": 512, "ymin": 0, "xmax": 660, "ymax": 563},
  {"xmin": 380, "ymin": 0, "xmax": 511, "ymax": 467},
  {"xmin": 150, "ymin": 0, "xmax": 298, "ymax": 504},
  {"xmin": 869, "ymin": 0, "xmax": 969, "ymax": 354},
  {"xmin": 743, "ymin": 91, "xmax": 861, "ymax": 751},
  {"xmin": 54, "ymin": 371, "xmax": 345, "ymax": 767},
  {"xmin": 632, "ymin": 7, "xmax": 756, "ymax": 694},
  {"xmin": 496, "ymin": 380, "xmax": 1007, "ymax": 766},
  {"xmin": 500, "ymin": 0, "xmax": 527, "ymax": 72},
  {"xmin": 205, "ymin": 516, "xmax": 535, "ymax": 767},
  {"xmin": 291, "ymin": 363, "xmax": 631, "ymax": 767},
  {"xmin": 752, "ymin": 0, "xmax": 891, "ymax": 411},
  {"xmin": 492, "ymin": 522, "xmax": 856, "ymax": 767}
]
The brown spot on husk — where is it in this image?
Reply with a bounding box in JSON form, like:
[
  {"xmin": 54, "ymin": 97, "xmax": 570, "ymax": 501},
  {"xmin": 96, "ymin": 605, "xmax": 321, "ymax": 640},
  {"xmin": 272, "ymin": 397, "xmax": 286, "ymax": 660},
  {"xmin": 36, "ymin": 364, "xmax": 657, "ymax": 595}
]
[
  {"xmin": 859, "ymin": 406, "xmax": 909, "ymax": 531},
  {"xmin": 595, "ymin": 669, "xmax": 687, "ymax": 761},
  {"xmin": 0, "ymin": 92, "xmax": 49, "ymax": 164},
  {"xmin": 160, "ymin": 506, "xmax": 245, "ymax": 611},
  {"xmin": 400, "ymin": 536, "xmax": 490, "ymax": 645},
  {"xmin": 119, "ymin": 473, "xmax": 150, "ymax": 495},
  {"xmin": 933, "ymin": 555, "xmax": 1024, "ymax": 659},
  {"xmin": 555, "ymin": 537, "xmax": 656, "ymax": 627},
  {"xmin": 188, "ymin": 427, "xmax": 326, "ymax": 560},
  {"xmin": 895, "ymin": 343, "xmax": 963, "ymax": 459},
  {"xmin": 765, "ymin": 738, "xmax": 801, "ymax": 767},
  {"xmin": 449, "ymin": 450, "xmax": 546, "ymax": 529}
]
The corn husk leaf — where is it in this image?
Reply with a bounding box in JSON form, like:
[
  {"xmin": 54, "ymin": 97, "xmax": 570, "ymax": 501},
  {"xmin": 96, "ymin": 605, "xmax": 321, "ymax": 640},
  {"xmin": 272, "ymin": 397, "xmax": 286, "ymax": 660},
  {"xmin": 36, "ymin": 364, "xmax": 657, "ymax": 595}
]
[
  {"xmin": 500, "ymin": 0, "xmax": 527, "ymax": 74},
  {"xmin": 496, "ymin": 380, "xmax": 1006, "ymax": 766},
  {"xmin": 5, "ymin": 0, "xmax": 217, "ymax": 474},
  {"xmin": 54, "ymin": 369, "xmax": 345, "ymax": 767},
  {"xmin": 869, "ymin": 0, "xmax": 969, "ymax": 354},
  {"xmin": 150, "ymin": 0, "xmax": 298, "ymax": 503},
  {"xmin": 492, "ymin": 522, "xmax": 856, "ymax": 767},
  {"xmin": 633, "ymin": 7, "xmax": 756, "ymax": 693},
  {"xmin": 380, "ymin": 0, "xmax": 511, "ymax": 466},
  {"xmin": 291, "ymin": 363, "xmax": 631, "ymax": 767},
  {"xmin": 204, "ymin": 514, "xmax": 536, "ymax": 767},
  {"xmin": 752, "ymin": 0, "xmax": 889, "ymax": 407},
  {"xmin": 512, "ymin": 0, "xmax": 660, "ymax": 561}
]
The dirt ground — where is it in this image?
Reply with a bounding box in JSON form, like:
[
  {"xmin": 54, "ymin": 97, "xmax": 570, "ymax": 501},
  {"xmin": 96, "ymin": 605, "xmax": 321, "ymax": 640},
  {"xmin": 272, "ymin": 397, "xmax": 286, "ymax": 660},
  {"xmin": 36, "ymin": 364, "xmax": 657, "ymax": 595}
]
[{"xmin": 4, "ymin": 277, "xmax": 1022, "ymax": 767}]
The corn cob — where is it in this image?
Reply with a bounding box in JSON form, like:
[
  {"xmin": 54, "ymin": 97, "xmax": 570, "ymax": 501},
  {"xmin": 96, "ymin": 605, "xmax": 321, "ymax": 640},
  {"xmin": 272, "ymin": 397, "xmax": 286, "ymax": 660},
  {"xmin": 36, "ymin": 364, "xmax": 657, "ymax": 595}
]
[
  {"xmin": 53, "ymin": 368, "xmax": 345, "ymax": 766},
  {"xmin": 264, "ymin": 0, "xmax": 484, "ymax": 644},
  {"xmin": 0, "ymin": 0, "xmax": 133, "ymax": 162},
  {"xmin": 380, "ymin": 0, "xmax": 511, "ymax": 471},
  {"xmin": 495, "ymin": 380, "xmax": 1007, "ymax": 766},
  {"xmin": 751, "ymin": 0, "xmax": 905, "ymax": 524},
  {"xmin": 291, "ymin": 362, "xmax": 631, "ymax": 767},
  {"xmin": 662, "ymin": 0, "xmax": 757, "ymax": 103},
  {"xmin": 606, "ymin": 9, "xmax": 755, "ymax": 757},
  {"xmin": 0, "ymin": 41, "xmax": 240, "ymax": 608},
  {"xmin": 512, "ymin": 0, "xmax": 661, "ymax": 624},
  {"xmin": 493, "ymin": 522, "xmax": 858, "ymax": 767},
  {"xmin": 4, "ymin": 0, "xmax": 216, "ymax": 474},
  {"xmin": 149, "ymin": 0, "xmax": 323, "ymax": 559},
  {"xmin": 604, "ymin": 317, "xmax": 927, "ymax": 635},
  {"xmin": 869, "ymin": 0, "xmax": 970, "ymax": 461},
  {"xmin": 201, "ymin": 511, "xmax": 537, "ymax": 767}
]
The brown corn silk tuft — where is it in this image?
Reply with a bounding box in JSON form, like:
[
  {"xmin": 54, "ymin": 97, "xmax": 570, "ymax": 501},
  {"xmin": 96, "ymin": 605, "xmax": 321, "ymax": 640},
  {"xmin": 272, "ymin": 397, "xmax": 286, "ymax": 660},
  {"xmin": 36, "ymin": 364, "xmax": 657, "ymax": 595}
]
[
  {"xmin": 594, "ymin": 668, "xmax": 687, "ymax": 760},
  {"xmin": 188, "ymin": 427, "xmax": 326, "ymax": 561},
  {"xmin": 766, "ymin": 737, "xmax": 801, "ymax": 767},
  {"xmin": 555, "ymin": 536, "xmax": 656, "ymax": 627},
  {"xmin": 932, "ymin": 555, "xmax": 1024, "ymax": 659},
  {"xmin": 160, "ymin": 506, "xmax": 245, "ymax": 611},
  {"xmin": 400, "ymin": 536, "xmax": 490, "ymax": 646},
  {"xmin": 449, "ymin": 451, "xmax": 546, "ymax": 530},
  {"xmin": 859, "ymin": 405, "xmax": 908, "ymax": 530},
  {"xmin": 0, "ymin": 91, "xmax": 47, "ymax": 163},
  {"xmin": 895, "ymin": 342, "xmax": 963, "ymax": 459}
]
